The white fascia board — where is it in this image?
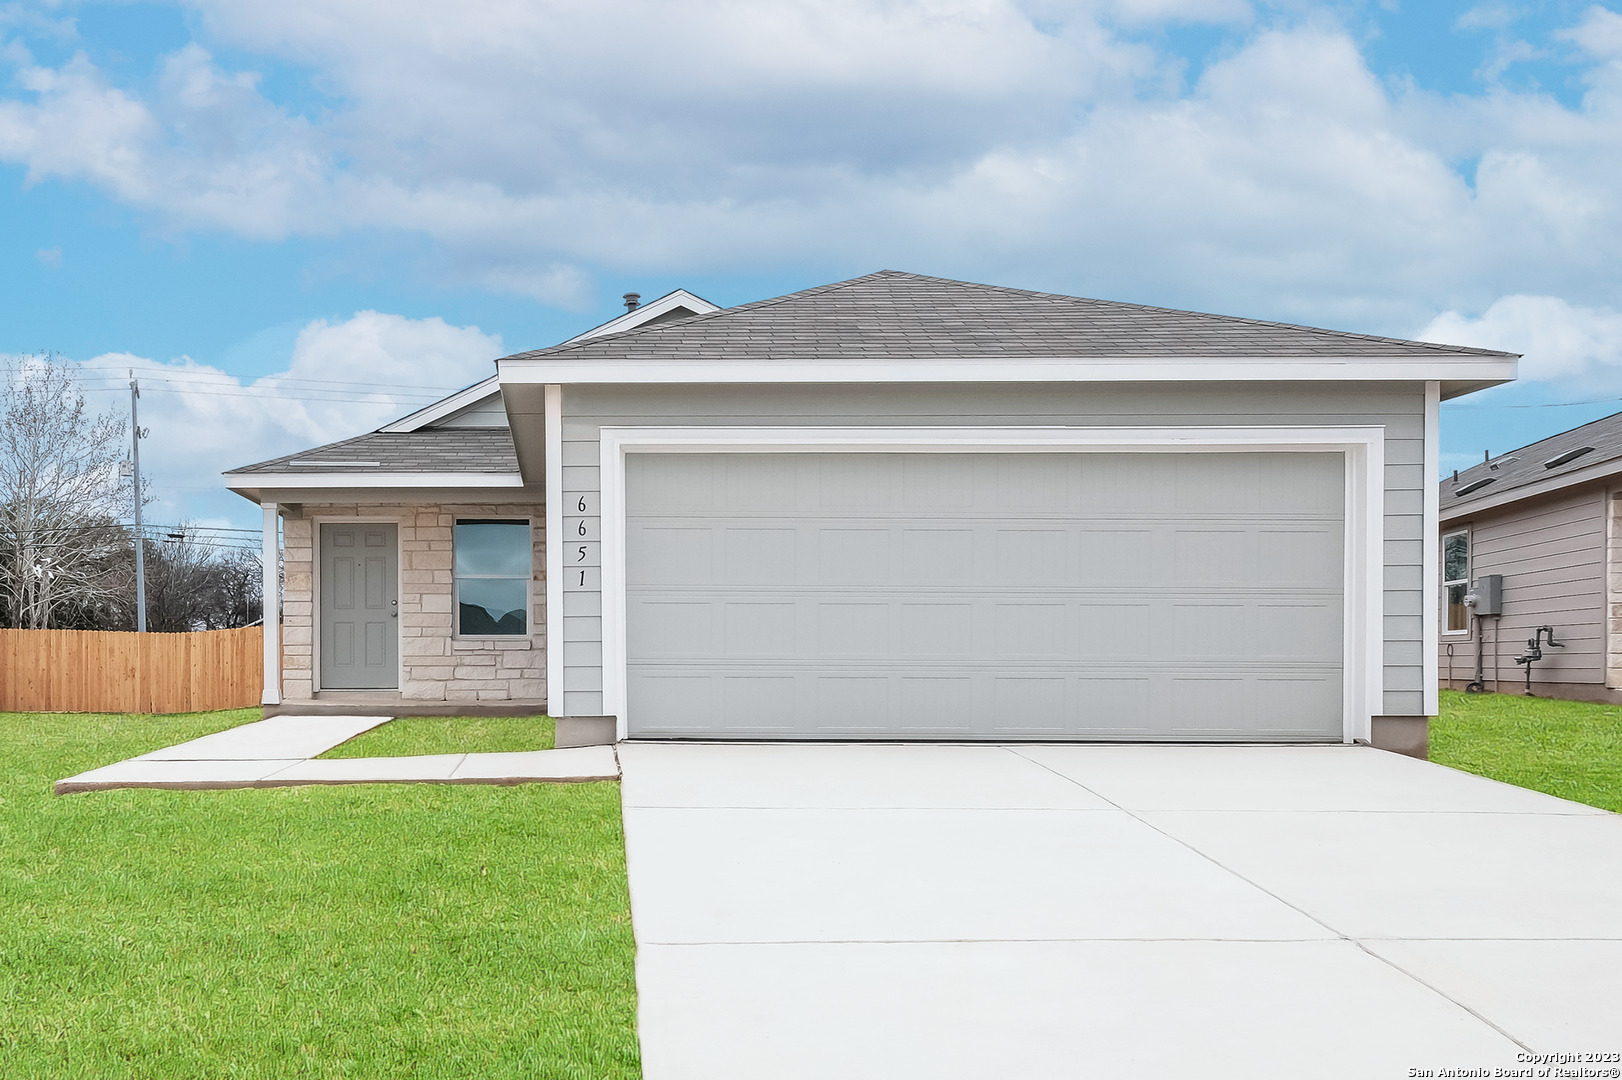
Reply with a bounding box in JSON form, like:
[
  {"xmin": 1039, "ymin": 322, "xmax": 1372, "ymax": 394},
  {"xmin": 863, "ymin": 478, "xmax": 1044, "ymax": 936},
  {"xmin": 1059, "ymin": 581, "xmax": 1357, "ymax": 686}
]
[
  {"xmin": 224, "ymin": 471, "xmax": 523, "ymax": 491},
  {"xmin": 497, "ymin": 355, "xmax": 1518, "ymax": 386},
  {"xmin": 562, "ymin": 289, "xmax": 722, "ymax": 344},
  {"xmin": 379, "ymin": 376, "xmax": 501, "ymax": 433}
]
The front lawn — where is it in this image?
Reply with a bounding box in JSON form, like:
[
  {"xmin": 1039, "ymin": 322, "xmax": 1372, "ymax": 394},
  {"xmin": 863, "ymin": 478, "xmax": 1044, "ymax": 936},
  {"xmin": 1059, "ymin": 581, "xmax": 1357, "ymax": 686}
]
[
  {"xmin": 1433, "ymin": 690, "xmax": 1622, "ymax": 813},
  {"xmin": 321, "ymin": 714, "xmax": 556, "ymax": 759},
  {"xmin": 0, "ymin": 710, "xmax": 638, "ymax": 1079}
]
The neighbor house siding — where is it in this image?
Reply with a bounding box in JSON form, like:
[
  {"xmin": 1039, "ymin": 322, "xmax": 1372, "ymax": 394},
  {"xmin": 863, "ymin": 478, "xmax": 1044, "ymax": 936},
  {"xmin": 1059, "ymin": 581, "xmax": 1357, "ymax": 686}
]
[
  {"xmin": 279, "ymin": 501, "xmax": 546, "ymax": 704},
  {"xmin": 557, "ymin": 380, "xmax": 1428, "ymax": 718},
  {"xmin": 1438, "ymin": 485, "xmax": 1607, "ymax": 691}
]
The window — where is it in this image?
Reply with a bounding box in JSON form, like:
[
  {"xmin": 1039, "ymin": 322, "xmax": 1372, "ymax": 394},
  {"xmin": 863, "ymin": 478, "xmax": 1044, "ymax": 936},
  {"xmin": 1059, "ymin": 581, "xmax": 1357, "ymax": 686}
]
[
  {"xmin": 454, "ymin": 519, "xmax": 530, "ymax": 636},
  {"xmin": 1442, "ymin": 529, "xmax": 1470, "ymax": 634}
]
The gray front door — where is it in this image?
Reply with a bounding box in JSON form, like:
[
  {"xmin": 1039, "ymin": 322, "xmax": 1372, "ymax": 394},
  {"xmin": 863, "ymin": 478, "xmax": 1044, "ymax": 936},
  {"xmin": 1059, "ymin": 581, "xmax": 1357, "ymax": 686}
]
[
  {"xmin": 624, "ymin": 451, "xmax": 1345, "ymax": 740},
  {"xmin": 320, "ymin": 522, "xmax": 398, "ymax": 689}
]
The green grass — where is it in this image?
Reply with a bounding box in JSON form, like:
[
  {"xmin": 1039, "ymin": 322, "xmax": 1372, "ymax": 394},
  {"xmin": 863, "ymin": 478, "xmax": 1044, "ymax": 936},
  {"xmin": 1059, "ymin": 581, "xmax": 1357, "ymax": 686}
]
[
  {"xmin": 1434, "ymin": 690, "xmax": 1622, "ymax": 813},
  {"xmin": 320, "ymin": 715, "xmax": 556, "ymax": 759},
  {"xmin": 0, "ymin": 710, "xmax": 639, "ymax": 1079}
]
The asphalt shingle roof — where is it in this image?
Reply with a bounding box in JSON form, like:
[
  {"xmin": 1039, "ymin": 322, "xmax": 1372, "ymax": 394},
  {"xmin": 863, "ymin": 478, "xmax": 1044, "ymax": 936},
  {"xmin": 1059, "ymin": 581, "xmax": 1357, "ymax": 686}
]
[
  {"xmin": 1441, "ymin": 410, "xmax": 1622, "ymax": 515},
  {"xmin": 227, "ymin": 429, "xmax": 518, "ymax": 475},
  {"xmin": 499, "ymin": 270, "xmax": 1518, "ymax": 364}
]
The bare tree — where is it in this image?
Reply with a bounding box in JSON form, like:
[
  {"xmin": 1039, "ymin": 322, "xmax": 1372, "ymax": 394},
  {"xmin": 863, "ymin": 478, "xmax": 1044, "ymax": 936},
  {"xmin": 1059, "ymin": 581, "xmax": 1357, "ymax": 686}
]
[
  {"xmin": 0, "ymin": 356, "xmax": 134, "ymax": 629},
  {"xmin": 143, "ymin": 526, "xmax": 263, "ymax": 632}
]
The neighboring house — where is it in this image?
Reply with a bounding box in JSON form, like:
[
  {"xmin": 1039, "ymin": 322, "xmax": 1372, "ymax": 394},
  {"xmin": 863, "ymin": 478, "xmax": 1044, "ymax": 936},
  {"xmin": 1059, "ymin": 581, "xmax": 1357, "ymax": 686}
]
[
  {"xmin": 227, "ymin": 271, "xmax": 1517, "ymax": 755},
  {"xmin": 1438, "ymin": 411, "xmax": 1622, "ymax": 703}
]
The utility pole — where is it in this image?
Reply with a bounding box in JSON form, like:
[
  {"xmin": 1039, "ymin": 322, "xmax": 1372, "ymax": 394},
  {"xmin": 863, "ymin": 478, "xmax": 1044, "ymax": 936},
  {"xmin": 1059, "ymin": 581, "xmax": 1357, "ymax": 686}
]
[{"xmin": 130, "ymin": 371, "xmax": 146, "ymax": 632}]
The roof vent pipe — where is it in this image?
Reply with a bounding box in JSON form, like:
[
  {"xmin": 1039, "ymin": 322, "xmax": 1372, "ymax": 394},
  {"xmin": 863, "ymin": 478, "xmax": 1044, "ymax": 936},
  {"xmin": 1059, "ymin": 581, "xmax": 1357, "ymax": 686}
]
[{"xmin": 623, "ymin": 292, "xmax": 641, "ymax": 312}]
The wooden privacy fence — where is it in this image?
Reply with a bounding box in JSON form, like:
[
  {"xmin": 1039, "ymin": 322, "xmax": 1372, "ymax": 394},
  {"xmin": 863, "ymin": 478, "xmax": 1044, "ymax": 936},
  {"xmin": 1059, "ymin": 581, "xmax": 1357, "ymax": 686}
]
[{"xmin": 0, "ymin": 626, "xmax": 263, "ymax": 714}]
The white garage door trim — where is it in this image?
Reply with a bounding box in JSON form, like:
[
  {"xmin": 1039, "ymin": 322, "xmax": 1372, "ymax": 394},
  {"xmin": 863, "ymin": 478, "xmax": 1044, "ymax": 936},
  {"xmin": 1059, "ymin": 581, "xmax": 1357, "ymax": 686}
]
[{"xmin": 595, "ymin": 426, "xmax": 1385, "ymax": 744}]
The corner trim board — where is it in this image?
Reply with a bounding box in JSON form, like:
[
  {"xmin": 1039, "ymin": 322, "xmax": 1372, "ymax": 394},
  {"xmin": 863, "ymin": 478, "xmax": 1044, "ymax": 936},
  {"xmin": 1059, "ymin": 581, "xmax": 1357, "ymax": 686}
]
[
  {"xmin": 544, "ymin": 384, "xmax": 564, "ymax": 715},
  {"xmin": 1423, "ymin": 381, "xmax": 1441, "ymax": 716}
]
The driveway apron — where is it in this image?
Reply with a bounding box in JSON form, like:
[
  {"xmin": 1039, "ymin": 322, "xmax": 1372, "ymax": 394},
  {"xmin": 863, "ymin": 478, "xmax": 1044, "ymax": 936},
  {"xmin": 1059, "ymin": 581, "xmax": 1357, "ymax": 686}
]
[{"xmin": 619, "ymin": 743, "xmax": 1622, "ymax": 1079}]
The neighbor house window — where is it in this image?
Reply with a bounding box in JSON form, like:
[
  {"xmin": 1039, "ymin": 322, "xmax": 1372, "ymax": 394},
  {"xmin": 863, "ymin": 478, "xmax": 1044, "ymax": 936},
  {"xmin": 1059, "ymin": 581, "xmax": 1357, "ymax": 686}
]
[
  {"xmin": 1443, "ymin": 529, "xmax": 1470, "ymax": 634},
  {"xmin": 454, "ymin": 519, "xmax": 530, "ymax": 635}
]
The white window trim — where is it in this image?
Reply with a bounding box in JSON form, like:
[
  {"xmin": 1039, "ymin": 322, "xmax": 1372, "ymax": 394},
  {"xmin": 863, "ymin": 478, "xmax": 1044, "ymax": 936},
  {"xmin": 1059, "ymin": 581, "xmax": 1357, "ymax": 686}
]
[
  {"xmin": 311, "ymin": 515, "xmax": 406, "ymax": 693},
  {"xmin": 452, "ymin": 517, "xmax": 534, "ymax": 639},
  {"xmin": 594, "ymin": 425, "xmax": 1386, "ymax": 745},
  {"xmin": 1441, "ymin": 527, "xmax": 1471, "ymax": 639}
]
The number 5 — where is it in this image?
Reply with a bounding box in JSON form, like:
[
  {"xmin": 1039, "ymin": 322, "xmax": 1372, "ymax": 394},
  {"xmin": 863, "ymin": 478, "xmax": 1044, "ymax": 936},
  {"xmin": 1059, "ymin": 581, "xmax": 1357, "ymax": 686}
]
[{"xmin": 577, "ymin": 545, "xmax": 587, "ymax": 562}]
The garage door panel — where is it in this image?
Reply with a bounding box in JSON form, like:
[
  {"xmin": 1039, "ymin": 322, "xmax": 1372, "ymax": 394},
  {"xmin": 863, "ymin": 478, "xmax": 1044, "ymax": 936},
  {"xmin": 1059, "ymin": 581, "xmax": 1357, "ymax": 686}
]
[
  {"xmin": 1253, "ymin": 678, "xmax": 1344, "ymax": 734},
  {"xmin": 995, "ymin": 529, "xmax": 1070, "ymax": 583},
  {"xmin": 995, "ymin": 603, "xmax": 1072, "ymax": 658},
  {"xmin": 900, "ymin": 529, "xmax": 974, "ymax": 581},
  {"xmin": 899, "ymin": 677, "xmax": 975, "ymax": 732},
  {"xmin": 819, "ymin": 456, "xmax": 895, "ymax": 509},
  {"xmin": 902, "ymin": 455, "xmax": 976, "ymax": 510},
  {"xmin": 1255, "ymin": 602, "xmax": 1344, "ymax": 660},
  {"xmin": 1080, "ymin": 454, "xmax": 1169, "ymax": 512},
  {"xmin": 899, "ymin": 603, "xmax": 975, "ymax": 656},
  {"xmin": 722, "ymin": 602, "xmax": 797, "ymax": 656},
  {"xmin": 1257, "ymin": 529, "xmax": 1342, "ymax": 584},
  {"xmin": 996, "ymin": 455, "xmax": 1074, "ymax": 509},
  {"xmin": 1078, "ymin": 530, "xmax": 1155, "ymax": 584},
  {"xmin": 1259, "ymin": 452, "xmax": 1344, "ymax": 512},
  {"xmin": 722, "ymin": 455, "xmax": 799, "ymax": 509},
  {"xmin": 1172, "ymin": 530, "xmax": 1253, "ymax": 584},
  {"xmin": 629, "ymin": 526, "xmax": 712, "ymax": 585},
  {"xmin": 630, "ymin": 601, "xmax": 714, "ymax": 657},
  {"xmin": 818, "ymin": 529, "xmax": 891, "ymax": 583},
  {"xmin": 818, "ymin": 602, "xmax": 890, "ymax": 654},
  {"xmin": 722, "ymin": 528, "xmax": 796, "ymax": 584},
  {"xmin": 625, "ymin": 452, "xmax": 1345, "ymax": 740},
  {"xmin": 1075, "ymin": 604, "xmax": 1151, "ymax": 657}
]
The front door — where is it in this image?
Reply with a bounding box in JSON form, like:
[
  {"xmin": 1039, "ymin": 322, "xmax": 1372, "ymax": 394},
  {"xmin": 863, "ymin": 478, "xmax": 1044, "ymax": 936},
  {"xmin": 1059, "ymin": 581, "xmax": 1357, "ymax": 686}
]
[{"xmin": 320, "ymin": 522, "xmax": 399, "ymax": 689}]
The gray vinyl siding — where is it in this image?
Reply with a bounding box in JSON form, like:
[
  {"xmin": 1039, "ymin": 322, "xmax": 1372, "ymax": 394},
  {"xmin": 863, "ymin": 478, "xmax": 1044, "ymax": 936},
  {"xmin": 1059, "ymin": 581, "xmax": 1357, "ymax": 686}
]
[
  {"xmin": 559, "ymin": 381, "xmax": 1429, "ymax": 718},
  {"xmin": 1439, "ymin": 486, "xmax": 1607, "ymax": 689}
]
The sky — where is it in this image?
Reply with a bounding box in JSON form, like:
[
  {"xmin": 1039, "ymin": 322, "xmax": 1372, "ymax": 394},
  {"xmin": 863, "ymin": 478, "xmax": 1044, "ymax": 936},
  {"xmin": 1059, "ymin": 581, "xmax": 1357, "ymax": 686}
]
[{"xmin": 5, "ymin": 0, "xmax": 1622, "ymax": 542}]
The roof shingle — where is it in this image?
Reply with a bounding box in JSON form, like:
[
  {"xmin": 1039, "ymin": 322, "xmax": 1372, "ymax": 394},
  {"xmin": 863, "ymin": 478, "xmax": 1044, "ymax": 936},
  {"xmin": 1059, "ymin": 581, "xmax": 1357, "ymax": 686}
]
[
  {"xmin": 227, "ymin": 429, "xmax": 518, "ymax": 475},
  {"xmin": 499, "ymin": 270, "xmax": 1518, "ymax": 365}
]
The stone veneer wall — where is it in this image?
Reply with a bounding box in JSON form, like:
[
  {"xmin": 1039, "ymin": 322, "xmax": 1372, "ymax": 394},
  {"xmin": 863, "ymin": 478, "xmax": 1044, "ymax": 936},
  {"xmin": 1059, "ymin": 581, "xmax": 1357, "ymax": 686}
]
[{"xmin": 279, "ymin": 502, "xmax": 546, "ymax": 702}]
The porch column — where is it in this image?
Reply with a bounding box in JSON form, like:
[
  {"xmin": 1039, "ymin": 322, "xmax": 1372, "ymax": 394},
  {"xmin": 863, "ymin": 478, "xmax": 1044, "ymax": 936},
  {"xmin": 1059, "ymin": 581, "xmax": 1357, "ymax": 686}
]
[{"xmin": 261, "ymin": 501, "xmax": 281, "ymax": 705}]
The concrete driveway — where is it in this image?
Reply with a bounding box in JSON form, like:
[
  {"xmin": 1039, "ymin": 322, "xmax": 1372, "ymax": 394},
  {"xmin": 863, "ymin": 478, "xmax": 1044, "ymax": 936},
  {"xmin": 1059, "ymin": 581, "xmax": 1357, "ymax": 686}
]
[{"xmin": 619, "ymin": 743, "xmax": 1622, "ymax": 1079}]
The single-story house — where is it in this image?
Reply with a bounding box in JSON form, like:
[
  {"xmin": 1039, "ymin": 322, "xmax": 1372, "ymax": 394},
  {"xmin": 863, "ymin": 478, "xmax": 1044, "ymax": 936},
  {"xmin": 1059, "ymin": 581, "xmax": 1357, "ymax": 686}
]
[
  {"xmin": 226, "ymin": 270, "xmax": 1518, "ymax": 754},
  {"xmin": 1438, "ymin": 410, "xmax": 1622, "ymax": 702}
]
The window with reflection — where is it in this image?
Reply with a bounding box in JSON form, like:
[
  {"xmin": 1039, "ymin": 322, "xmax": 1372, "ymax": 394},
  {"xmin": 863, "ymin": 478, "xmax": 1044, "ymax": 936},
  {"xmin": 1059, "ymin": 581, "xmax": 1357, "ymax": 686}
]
[
  {"xmin": 1443, "ymin": 529, "xmax": 1470, "ymax": 634},
  {"xmin": 454, "ymin": 519, "xmax": 530, "ymax": 635}
]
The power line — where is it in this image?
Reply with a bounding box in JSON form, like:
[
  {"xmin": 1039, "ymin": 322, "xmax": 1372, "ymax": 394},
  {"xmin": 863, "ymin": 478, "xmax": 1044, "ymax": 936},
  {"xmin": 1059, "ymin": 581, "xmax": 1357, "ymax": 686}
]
[{"xmin": 1445, "ymin": 398, "xmax": 1622, "ymax": 410}]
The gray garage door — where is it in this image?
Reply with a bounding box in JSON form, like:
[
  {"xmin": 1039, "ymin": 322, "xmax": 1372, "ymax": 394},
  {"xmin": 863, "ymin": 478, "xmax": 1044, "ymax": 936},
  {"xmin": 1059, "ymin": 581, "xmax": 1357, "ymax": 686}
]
[{"xmin": 625, "ymin": 452, "xmax": 1344, "ymax": 740}]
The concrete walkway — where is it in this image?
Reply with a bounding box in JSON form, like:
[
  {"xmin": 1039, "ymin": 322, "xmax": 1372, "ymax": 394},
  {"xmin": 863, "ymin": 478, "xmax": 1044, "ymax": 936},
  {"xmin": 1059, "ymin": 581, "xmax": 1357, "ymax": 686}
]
[
  {"xmin": 55, "ymin": 714, "xmax": 619, "ymax": 793},
  {"xmin": 620, "ymin": 742, "xmax": 1622, "ymax": 1079}
]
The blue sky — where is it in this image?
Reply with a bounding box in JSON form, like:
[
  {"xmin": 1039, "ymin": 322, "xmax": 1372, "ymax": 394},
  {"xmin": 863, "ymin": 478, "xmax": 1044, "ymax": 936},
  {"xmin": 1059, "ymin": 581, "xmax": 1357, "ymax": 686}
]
[{"xmin": 5, "ymin": 0, "xmax": 1622, "ymax": 536}]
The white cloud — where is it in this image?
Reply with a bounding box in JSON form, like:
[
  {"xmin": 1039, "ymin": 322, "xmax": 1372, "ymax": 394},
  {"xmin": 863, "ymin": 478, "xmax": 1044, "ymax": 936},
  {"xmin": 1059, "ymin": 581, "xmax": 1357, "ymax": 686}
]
[
  {"xmin": 78, "ymin": 312, "xmax": 502, "ymax": 524},
  {"xmin": 4, "ymin": 2, "xmax": 1622, "ymax": 330},
  {"xmin": 34, "ymin": 245, "xmax": 59, "ymax": 267},
  {"xmin": 1418, "ymin": 295, "xmax": 1622, "ymax": 383}
]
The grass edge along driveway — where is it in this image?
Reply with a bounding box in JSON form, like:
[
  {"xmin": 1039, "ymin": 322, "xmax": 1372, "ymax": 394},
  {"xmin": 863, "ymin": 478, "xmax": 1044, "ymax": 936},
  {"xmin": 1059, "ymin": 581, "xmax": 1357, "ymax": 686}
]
[
  {"xmin": 1433, "ymin": 689, "xmax": 1622, "ymax": 813},
  {"xmin": 0, "ymin": 709, "xmax": 639, "ymax": 1079}
]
